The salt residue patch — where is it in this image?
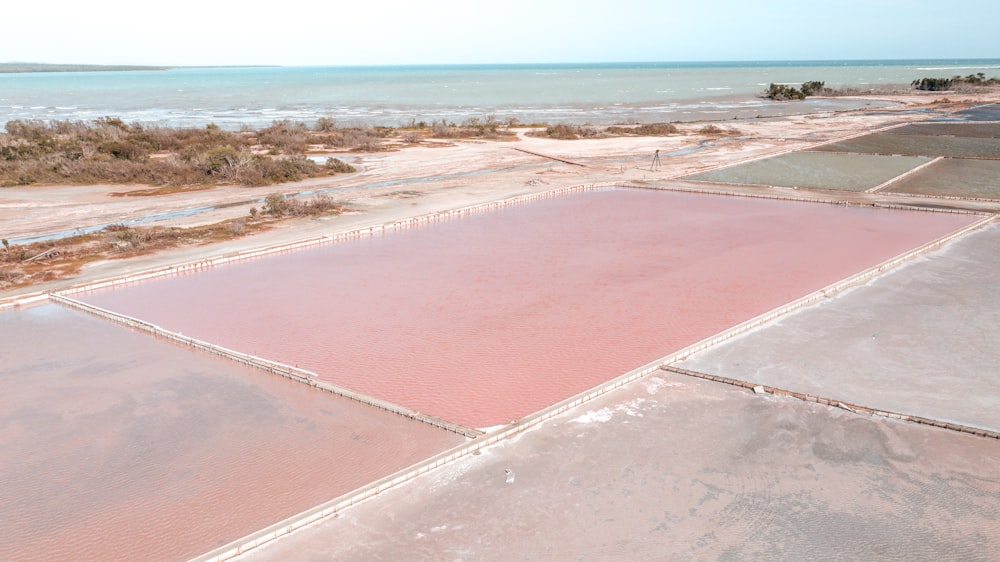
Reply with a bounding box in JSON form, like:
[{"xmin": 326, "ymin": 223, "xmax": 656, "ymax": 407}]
[
  {"xmin": 644, "ymin": 376, "xmax": 679, "ymax": 395},
  {"xmin": 572, "ymin": 399, "xmax": 646, "ymax": 424},
  {"xmin": 573, "ymin": 408, "xmax": 614, "ymax": 424}
]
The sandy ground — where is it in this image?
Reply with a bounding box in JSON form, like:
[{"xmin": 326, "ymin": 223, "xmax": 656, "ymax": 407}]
[
  {"xmin": 240, "ymin": 372, "xmax": 1000, "ymax": 561},
  {"xmin": 3, "ymin": 92, "xmax": 998, "ymax": 301}
]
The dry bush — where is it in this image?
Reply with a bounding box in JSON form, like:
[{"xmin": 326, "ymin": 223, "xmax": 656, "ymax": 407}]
[
  {"xmin": 324, "ymin": 158, "xmax": 356, "ymax": 173},
  {"xmin": 258, "ymin": 120, "xmax": 310, "ymax": 155},
  {"xmin": 227, "ymin": 219, "xmax": 247, "ymax": 236},
  {"xmin": 696, "ymin": 124, "xmax": 742, "ymax": 137},
  {"xmin": 527, "ymin": 124, "xmax": 604, "ymax": 140},
  {"xmin": 261, "ymin": 193, "xmax": 346, "ymax": 217},
  {"xmin": 606, "ymin": 123, "xmax": 679, "ymax": 136},
  {"xmin": 314, "ymin": 127, "xmax": 384, "ymax": 151},
  {"xmin": 429, "ymin": 116, "xmax": 513, "ymax": 140}
]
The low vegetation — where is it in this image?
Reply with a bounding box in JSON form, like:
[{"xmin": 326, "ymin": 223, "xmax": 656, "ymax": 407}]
[
  {"xmin": 0, "ymin": 118, "xmax": 358, "ymax": 187},
  {"xmin": 0, "ymin": 192, "xmax": 349, "ymax": 289},
  {"xmin": 422, "ymin": 116, "xmax": 518, "ymax": 140},
  {"xmin": 528, "ymin": 122, "xmax": 683, "ymax": 139},
  {"xmin": 2, "ymin": 113, "xmax": 754, "ymax": 188}
]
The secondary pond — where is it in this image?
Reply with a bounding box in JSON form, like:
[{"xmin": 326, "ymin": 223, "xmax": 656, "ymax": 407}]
[
  {"xmin": 886, "ymin": 157, "xmax": 1000, "ymax": 200},
  {"xmin": 0, "ymin": 303, "xmax": 464, "ymax": 561},
  {"xmin": 682, "ymin": 151, "xmax": 929, "ymax": 191},
  {"xmin": 76, "ymin": 188, "xmax": 978, "ymax": 428}
]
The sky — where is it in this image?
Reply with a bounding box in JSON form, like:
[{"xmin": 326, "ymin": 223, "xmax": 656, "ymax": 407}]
[{"xmin": 3, "ymin": 0, "xmax": 998, "ymax": 66}]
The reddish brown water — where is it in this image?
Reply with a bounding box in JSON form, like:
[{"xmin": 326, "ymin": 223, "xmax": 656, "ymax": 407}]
[
  {"xmin": 78, "ymin": 189, "xmax": 976, "ymax": 428},
  {"xmin": 0, "ymin": 304, "xmax": 464, "ymax": 561}
]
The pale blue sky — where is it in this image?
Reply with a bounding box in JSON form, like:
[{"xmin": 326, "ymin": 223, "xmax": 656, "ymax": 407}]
[{"xmin": 4, "ymin": 0, "xmax": 997, "ymax": 66}]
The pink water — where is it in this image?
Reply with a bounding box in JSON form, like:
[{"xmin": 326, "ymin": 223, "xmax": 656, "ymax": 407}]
[
  {"xmin": 78, "ymin": 189, "xmax": 977, "ymax": 428},
  {"xmin": 0, "ymin": 304, "xmax": 464, "ymax": 561}
]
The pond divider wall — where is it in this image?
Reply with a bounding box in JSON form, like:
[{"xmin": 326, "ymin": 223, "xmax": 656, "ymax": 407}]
[
  {"xmin": 663, "ymin": 365, "xmax": 999, "ymax": 440},
  {"xmin": 47, "ymin": 293, "xmax": 481, "ymax": 439},
  {"xmin": 867, "ymin": 156, "xmax": 944, "ymax": 193},
  {"xmin": 0, "ymin": 291, "xmax": 48, "ymax": 311}
]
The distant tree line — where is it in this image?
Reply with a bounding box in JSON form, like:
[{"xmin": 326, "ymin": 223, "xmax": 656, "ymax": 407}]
[{"xmin": 911, "ymin": 73, "xmax": 1000, "ymax": 91}]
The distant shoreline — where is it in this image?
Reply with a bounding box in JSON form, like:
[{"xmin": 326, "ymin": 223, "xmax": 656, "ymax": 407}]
[{"xmin": 0, "ymin": 63, "xmax": 280, "ymax": 74}]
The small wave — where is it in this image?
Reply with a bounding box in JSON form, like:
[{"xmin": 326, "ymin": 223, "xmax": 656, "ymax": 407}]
[{"xmin": 917, "ymin": 65, "xmax": 1000, "ymax": 71}]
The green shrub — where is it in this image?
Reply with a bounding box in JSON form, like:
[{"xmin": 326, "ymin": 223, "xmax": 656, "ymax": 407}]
[
  {"xmin": 911, "ymin": 77, "xmax": 954, "ymax": 91},
  {"xmin": 764, "ymin": 83, "xmax": 806, "ymax": 100}
]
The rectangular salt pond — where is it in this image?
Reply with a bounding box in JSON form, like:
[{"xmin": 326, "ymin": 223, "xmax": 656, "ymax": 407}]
[
  {"xmin": 884, "ymin": 157, "xmax": 1000, "ymax": 200},
  {"xmin": 0, "ymin": 303, "xmax": 464, "ymax": 562},
  {"xmin": 75, "ymin": 188, "xmax": 978, "ymax": 429},
  {"xmin": 681, "ymin": 151, "xmax": 930, "ymax": 191},
  {"xmin": 814, "ymin": 132, "xmax": 1000, "ymax": 158}
]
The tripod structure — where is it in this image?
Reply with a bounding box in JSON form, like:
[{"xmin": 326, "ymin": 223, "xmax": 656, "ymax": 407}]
[{"xmin": 650, "ymin": 149, "xmax": 661, "ymax": 171}]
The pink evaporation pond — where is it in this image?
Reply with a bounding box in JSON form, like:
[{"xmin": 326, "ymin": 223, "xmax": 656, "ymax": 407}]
[
  {"xmin": 0, "ymin": 304, "xmax": 464, "ymax": 561},
  {"xmin": 77, "ymin": 189, "xmax": 977, "ymax": 428}
]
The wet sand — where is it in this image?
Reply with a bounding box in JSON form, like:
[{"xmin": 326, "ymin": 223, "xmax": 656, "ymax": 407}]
[
  {"xmin": 887, "ymin": 158, "xmax": 1000, "ymax": 200},
  {"xmin": 240, "ymin": 372, "xmax": 1000, "ymax": 561},
  {"xmin": 0, "ymin": 303, "xmax": 465, "ymax": 561},
  {"xmin": 74, "ymin": 188, "xmax": 975, "ymax": 428}
]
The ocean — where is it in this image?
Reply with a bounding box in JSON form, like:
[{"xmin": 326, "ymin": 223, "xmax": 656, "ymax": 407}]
[{"xmin": 2, "ymin": 59, "xmax": 999, "ymax": 130}]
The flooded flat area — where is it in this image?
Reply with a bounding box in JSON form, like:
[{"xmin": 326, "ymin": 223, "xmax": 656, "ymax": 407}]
[
  {"xmin": 682, "ymin": 152, "xmax": 930, "ymax": 191},
  {"xmin": 814, "ymin": 132, "xmax": 1000, "ymax": 158},
  {"xmin": 956, "ymin": 103, "xmax": 1000, "ymax": 121},
  {"xmin": 0, "ymin": 303, "xmax": 464, "ymax": 561},
  {"xmin": 76, "ymin": 189, "xmax": 977, "ymax": 428},
  {"xmin": 241, "ymin": 372, "xmax": 1000, "ymax": 561},
  {"xmin": 886, "ymin": 157, "xmax": 1000, "ymax": 200},
  {"xmin": 677, "ymin": 223, "xmax": 1000, "ymax": 432}
]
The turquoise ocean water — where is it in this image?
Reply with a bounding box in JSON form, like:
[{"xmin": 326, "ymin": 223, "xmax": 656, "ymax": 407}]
[{"xmin": 1, "ymin": 59, "xmax": 998, "ymax": 129}]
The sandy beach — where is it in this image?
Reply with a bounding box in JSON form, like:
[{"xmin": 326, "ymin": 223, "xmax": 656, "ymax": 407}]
[{"xmin": 3, "ymin": 90, "xmax": 999, "ymax": 302}]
